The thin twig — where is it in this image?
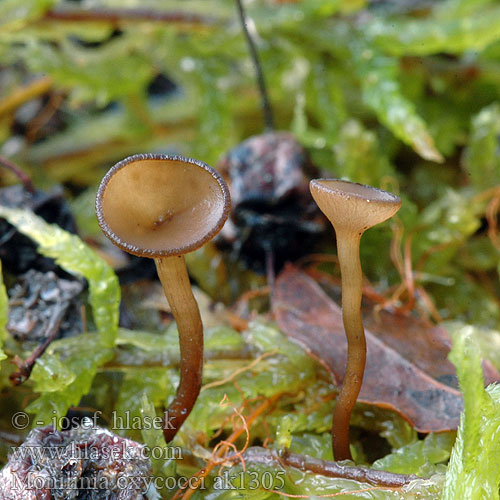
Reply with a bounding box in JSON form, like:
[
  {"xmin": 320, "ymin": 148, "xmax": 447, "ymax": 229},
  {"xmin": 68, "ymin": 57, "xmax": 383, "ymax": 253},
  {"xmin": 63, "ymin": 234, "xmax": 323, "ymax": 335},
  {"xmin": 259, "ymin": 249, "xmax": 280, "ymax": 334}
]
[
  {"xmin": 0, "ymin": 155, "xmax": 35, "ymax": 193},
  {"xmin": 44, "ymin": 7, "xmax": 220, "ymax": 26},
  {"xmin": 235, "ymin": 0, "xmax": 274, "ymax": 130},
  {"xmin": 10, "ymin": 301, "xmax": 68, "ymax": 385},
  {"xmin": 242, "ymin": 447, "xmax": 419, "ymax": 488}
]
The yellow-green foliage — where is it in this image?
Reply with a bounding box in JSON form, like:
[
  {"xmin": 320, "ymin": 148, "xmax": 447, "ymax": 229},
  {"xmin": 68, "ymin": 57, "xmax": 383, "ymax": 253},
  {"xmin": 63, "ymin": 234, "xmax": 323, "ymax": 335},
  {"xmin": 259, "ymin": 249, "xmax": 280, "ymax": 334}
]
[{"xmin": 443, "ymin": 328, "xmax": 500, "ymax": 499}]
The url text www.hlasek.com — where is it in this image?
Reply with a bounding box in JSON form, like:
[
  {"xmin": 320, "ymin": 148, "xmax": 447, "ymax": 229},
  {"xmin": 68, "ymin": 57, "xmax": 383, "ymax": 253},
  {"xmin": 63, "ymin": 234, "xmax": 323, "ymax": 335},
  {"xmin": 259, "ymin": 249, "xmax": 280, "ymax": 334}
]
[{"xmin": 9, "ymin": 440, "xmax": 182, "ymax": 463}]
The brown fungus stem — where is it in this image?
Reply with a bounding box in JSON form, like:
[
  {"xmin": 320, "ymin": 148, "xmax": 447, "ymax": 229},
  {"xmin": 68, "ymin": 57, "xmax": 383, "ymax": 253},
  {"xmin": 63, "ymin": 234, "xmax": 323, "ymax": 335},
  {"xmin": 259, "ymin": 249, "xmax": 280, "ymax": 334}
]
[
  {"xmin": 96, "ymin": 154, "xmax": 230, "ymax": 443},
  {"xmin": 310, "ymin": 179, "xmax": 401, "ymax": 461}
]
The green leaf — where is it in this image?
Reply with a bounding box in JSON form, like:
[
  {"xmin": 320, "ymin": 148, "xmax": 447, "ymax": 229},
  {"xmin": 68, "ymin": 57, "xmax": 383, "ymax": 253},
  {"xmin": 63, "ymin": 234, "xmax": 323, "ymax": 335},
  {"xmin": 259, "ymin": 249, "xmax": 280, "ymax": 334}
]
[
  {"xmin": 373, "ymin": 432, "xmax": 455, "ymax": 476},
  {"xmin": 185, "ymin": 322, "xmax": 317, "ymax": 438},
  {"xmin": 417, "ymin": 188, "xmax": 482, "ymax": 258},
  {"xmin": 194, "ymin": 60, "xmax": 236, "ymax": 165},
  {"xmin": 332, "ymin": 119, "xmax": 395, "ymax": 185},
  {"xmin": 140, "ymin": 393, "xmax": 177, "ymax": 479},
  {"xmin": 250, "ymin": 0, "xmax": 359, "ymax": 31},
  {"xmin": 29, "ymin": 353, "xmax": 76, "ymax": 392},
  {"xmin": 367, "ymin": 5, "xmax": 500, "ymax": 56},
  {"xmin": 114, "ymin": 367, "xmax": 176, "ymax": 440},
  {"xmin": 445, "ymin": 321, "xmax": 500, "ymax": 378},
  {"xmin": 0, "ymin": 0, "xmax": 55, "ymax": 32},
  {"xmin": 116, "ymin": 324, "xmax": 243, "ymax": 358},
  {"xmin": 0, "ymin": 260, "xmax": 7, "ymax": 363},
  {"xmin": 443, "ymin": 327, "xmax": 500, "ymax": 499},
  {"xmin": 463, "ymin": 102, "xmax": 500, "ymax": 191},
  {"xmin": 436, "ymin": 0, "xmax": 497, "ymax": 18},
  {"xmin": 21, "ymin": 37, "xmax": 153, "ymax": 106},
  {"xmin": 353, "ymin": 45, "xmax": 443, "ymax": 162},
  {"xmin": 26, "ymin": 334, "xmax": 113, "ymax": 425}
]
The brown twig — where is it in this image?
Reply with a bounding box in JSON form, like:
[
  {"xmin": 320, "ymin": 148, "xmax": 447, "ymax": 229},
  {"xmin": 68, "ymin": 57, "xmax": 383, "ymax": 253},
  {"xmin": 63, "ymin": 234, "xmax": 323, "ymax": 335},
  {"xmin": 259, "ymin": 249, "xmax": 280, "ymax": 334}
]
[
  {"xmin": 0, "ymin": 155, "xmax": 35, "ymax": 193},
  {"xmin": 381, "ymin": 225, "xmax": 416, "ymax": 314},
  {"xmin": 416, "ymin": 286, "xmax": 443, "ymax": 323},
  {"xmin": 44, "ymin": 7, "xmax": 220, "ymax": 26},
  {"xmin": 242, "ymin": 447, "xmax": 419, "ymax": 488},
  {"xmin": 9, "ymin": 301, "xmax": 67, "ymax": 385}
]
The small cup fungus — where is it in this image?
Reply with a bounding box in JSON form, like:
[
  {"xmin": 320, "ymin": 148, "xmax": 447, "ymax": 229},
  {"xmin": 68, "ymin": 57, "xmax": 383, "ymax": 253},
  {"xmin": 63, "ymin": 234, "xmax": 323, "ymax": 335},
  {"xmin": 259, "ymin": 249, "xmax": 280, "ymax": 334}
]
[
  {"xmin": 96, "ymin": 153, "xmax": 230, "ymax": 443},
  {"xmin": 310, "ymin": 179, "xmax": 401, "ymax": 461}
]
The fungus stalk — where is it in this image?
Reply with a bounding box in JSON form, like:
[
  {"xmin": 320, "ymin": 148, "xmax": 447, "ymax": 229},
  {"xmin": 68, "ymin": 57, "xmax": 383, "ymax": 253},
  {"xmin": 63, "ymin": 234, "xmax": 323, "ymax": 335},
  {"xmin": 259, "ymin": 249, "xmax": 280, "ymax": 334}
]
[
  {"xmin": 332, "ymin": 229, "xmax": 365, "ymax": 462},
  {"xmin": 310, "ymin": 179, "xmax": 401, "ymax": 462},
  {"xmin": 155, "ymin": 255, "xmax": 203, "ymax": 443}
]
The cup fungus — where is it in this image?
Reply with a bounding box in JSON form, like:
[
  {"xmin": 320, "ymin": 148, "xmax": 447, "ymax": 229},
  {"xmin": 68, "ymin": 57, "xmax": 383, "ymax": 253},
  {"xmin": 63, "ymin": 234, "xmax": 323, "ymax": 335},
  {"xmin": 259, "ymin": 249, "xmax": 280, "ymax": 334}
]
[
  {"xmin": 310, "ymin": 179, "xmax": 401, "ymax": 461},
  {"xmin": 96, "ymin": 153, "xmax": 230, "ymax": 443}
]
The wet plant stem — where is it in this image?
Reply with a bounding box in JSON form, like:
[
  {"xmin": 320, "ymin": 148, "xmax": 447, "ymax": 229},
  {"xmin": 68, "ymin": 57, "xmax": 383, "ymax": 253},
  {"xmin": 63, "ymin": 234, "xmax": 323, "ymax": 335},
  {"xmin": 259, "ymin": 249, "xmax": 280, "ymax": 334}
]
[
  {"xmin": 332, "ymin": 230, "xmax": 365, "ymax": 461},
  {"xmin": 155, "ymin": 255, "xmax": 203, "ymax": 443}
]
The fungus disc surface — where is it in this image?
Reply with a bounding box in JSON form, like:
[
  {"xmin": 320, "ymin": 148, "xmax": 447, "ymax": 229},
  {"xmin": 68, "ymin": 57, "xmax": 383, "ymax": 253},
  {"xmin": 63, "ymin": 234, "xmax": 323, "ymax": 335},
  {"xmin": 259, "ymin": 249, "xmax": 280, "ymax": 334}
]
[
  {"xmin": 97, "ymin": 155, "xmax": 230, "ymax": 257},
  {"xmin": 310, "ymin": 179, "xmax": 401, "ymax": 233}
]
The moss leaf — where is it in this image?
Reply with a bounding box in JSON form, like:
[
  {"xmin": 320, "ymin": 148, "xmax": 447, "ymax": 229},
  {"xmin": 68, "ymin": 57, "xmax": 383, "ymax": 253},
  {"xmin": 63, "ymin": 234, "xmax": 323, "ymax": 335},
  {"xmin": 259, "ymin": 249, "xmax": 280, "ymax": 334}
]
[
  {"xmin": 443, "ymin": 327, "xmax": 500, "ymax": 499},
  {"xmin": 353, "ymin": 45, "xmax": 443, "ymax": 162},
  {"xmin": 367, "ymin": 5, "xmax": 500, "ymax": 56},
  {"xmin": 463, "ymin": 102, "xmax": 500, "ymax": 191},
  {"xmin": 0, "ymin": 0, "xmax": 55, "ymax": 32}
]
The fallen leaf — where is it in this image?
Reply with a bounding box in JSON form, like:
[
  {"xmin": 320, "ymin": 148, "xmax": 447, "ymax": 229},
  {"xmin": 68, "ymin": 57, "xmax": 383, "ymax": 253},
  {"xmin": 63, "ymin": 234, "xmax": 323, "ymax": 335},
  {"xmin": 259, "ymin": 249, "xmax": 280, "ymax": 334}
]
[
  {"xmin": 362, "ymin": 303, "xmax": 500, "ymax": 388},
  {"xmin": 271, "ymin": 265, "xmax": 497, "ymax": 432},
  {"xmin": 314, "ymin": 274, "xmax": 499, "ymax": 388}
]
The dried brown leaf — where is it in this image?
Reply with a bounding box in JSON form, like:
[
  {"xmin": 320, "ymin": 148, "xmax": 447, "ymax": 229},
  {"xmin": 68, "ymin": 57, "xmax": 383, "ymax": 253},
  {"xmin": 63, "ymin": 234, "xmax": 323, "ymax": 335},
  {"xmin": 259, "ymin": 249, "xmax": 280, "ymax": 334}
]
[{"xmin": 271, "ymin": 266, "xmax": 498, "ymax": 432}]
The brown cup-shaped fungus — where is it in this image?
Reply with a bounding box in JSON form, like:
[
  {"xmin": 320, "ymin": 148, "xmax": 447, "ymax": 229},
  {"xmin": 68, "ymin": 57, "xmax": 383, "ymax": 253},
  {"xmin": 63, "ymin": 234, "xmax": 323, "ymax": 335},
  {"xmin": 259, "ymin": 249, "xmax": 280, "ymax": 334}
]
[
  {"xmin": 96, "ymin": 154, "xmax": 230, "ymax": 443},
  {"xmin": 310, "ymin": 179, "xmax": 401, "ymax": 461}
]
